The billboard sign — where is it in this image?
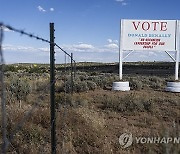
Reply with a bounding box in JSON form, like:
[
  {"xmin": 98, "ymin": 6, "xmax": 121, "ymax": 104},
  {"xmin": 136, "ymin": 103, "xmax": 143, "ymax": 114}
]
[{"xmin": 121, "ymin": 19, "xmax": 177, "ymax": 51}]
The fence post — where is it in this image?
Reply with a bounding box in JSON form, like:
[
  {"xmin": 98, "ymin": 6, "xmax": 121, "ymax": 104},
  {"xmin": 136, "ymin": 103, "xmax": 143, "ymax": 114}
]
[
  {"xmin": 50, "ymin": 23, "xmax": 56, "ymax": 154},
  {"xmin": 74, "ymin": 61, "xmax": 76, "ymax": 78},
  {"xmin": 71, "ymin": 53, "xmax": 74, "ymax": 94}
]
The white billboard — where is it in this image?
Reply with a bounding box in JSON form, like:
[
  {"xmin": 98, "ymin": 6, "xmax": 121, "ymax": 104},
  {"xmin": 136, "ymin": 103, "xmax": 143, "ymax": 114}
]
[{"xmin": 121, "ymin": 19, "xmax": 177, "ymax": 51}]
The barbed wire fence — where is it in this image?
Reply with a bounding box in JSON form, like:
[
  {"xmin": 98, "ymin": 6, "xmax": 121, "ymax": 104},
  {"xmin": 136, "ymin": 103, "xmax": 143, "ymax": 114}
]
[{"xmin": 0, "ymin": 22, "xmax": 75, "ymax": 153}]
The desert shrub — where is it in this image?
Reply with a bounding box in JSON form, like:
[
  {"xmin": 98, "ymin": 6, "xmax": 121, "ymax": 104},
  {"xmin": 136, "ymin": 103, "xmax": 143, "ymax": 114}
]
[
  {"xmin": 5, "ymin": 71, "xmax": 17, "ymax": 78},
  {"xmin": 88, "ymin": 76, "xmax": 99, "ymax": 83},
  {"xmin": 27, "ymin": 66, "xmax": 40, "ymax": 73},
  {"xmin": 56, "ymin": 78, "xmax": 72, "ymax": 93},
  {"xmin": 55, "ymin": 80, "xmax": 64, "ymax": 92},
  {"xmin": 72, "ymin": 95, "xmax": 89, "ymax": 107},
  {"xmin": 111, "ymin": 74, "xmax": 120, "ymax": 81},
  {"xmin": 76, "ymin": 71, "xmax": 88, "ymax": 81},
  {"xmin": 36, "ymin": 79, "xmax": 49, "ymax": 93},
  {"xmin": 149, "ymin": 76, "xmax": 165, "ymax": 89},
  {"xmin": 58, "ymin": 77, "xmax": 98, "ymax": 93},
  {"xmin": 142, "ymin": 99, "xmax": 154, "ymax": 112},
  {"xmin": 22, "ymin": 124, "xmax": 44, "ymax": 143},
  {"xmin": 90, "ymin": 72, "xmax": 98, "ymax": 76},
  {"xmin": 63, "ymin": 78, "xmax": 73, "ymax": 93},
  {"xmin": 165, "ymin": 76, "xmax": 176, "ymax": 82},
  {"xmin": 129, "ymin": 78, "xmax": 143, "ymax": 90},
  {"xmin": 8, "ymin": 76, "xmax": 31, "ymax": 106},
  {"xmin": 78, "ymin": 75, "xmax": 87, "ymax": 81},
  {"xmin": 24, "ymin": 64, "xmax": 48, "ymax": 73},
  {"xmin": 149, "ymin": 76, "xmax": 162, "ymax": 83},
  {"xmin": 92, "ymin": 74, "xmax": 119, "ymax": 88},
  {"xmin": 86, "ymin": 80, "xmax": 97, "ymax": 91},
  {"xmin": 59, "ymin": 76, "xmax": 90, "ymax": 93},
  {"xmin": 76, "ymin": 71, "xmax": 88, "ymax": 76},
  {"xmin": 89, "ymin": 75, "xmax": 108, "ymax": 88},
  {"xmin": 4, "ymin": 65, "xmax": 25, "ymax": 72},
  {"xmin": 74, "ymin": 80, "xmax": 89, "ymax": 92},
  {"xmin": 101, "ymin": 93, "xmax": 154, "ymax": 113},
  {"xmin": 120, "ymin": 94, "xmax": 144, "ymax": 112},
  {"xmin": 55, "ymin": 93, "xmax": 72, "ymax": 106},
  {"xmin": 40, "ymin": 73, "xmax": 50, "ymax": 78},
  {"xmin": 56, "ymin": 93, "xmax": 89, "ymax": 107}
]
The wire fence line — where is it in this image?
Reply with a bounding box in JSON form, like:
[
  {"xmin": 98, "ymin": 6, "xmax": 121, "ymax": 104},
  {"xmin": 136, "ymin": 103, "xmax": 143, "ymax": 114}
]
[
  {"xmin": 55, "ymin": 44, "xmax": 76, "ymax": 63},
  {"xmin": 55, "ymin": 53, "xmax": 70, "ymax": 153},
  {"xmin": 0, "ymin": 22, "xmax": 50, "ymax": 44},
  {"xmin": 0, "ymin": 22, "xmax": 76, "ymax": 61},
  {"xmin": 0, "ymin": 22, "xmax": 76, "ymax": 153}
]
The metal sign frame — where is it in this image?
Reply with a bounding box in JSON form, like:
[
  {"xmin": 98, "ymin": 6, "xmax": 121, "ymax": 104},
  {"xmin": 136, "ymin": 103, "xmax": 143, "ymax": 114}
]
[{"xmin": 119, "ymin": 19, "xmax": 180, "ymax": 81}]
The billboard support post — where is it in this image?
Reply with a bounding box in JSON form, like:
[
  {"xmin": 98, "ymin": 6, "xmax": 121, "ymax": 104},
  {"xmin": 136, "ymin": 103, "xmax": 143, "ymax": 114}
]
[
  {"xmin": 113, "ymin": 20, "xmax": 130, "ymax": 91},
  {"xmin": 113, "ymin": 19, "xmax": 180, "ymax": 92},
  {"xmin": 175, "ymin": 50, "xmax": 179, "ymax": 80},
  {"xmin": 175, "ymin": 20, "xmax": 180, "ymax": 81},
  {"xmin": 119, "ymin": 20, "xmax": 123, "ymax": 80},
  {"xmin": 119, "ymin": 49, "xmax": 123, "ymax": 80}
]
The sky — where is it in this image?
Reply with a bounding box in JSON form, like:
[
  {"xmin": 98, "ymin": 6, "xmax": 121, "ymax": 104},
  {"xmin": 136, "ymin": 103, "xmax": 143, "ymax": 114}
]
[{"xmin": 0, "ymin": 0, "xmax": 180, "ymax": 63}]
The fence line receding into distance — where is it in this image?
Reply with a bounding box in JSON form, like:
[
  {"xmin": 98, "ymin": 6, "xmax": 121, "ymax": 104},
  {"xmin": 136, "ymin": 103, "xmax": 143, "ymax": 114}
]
[{"xmin": 0, "ymin": 22, "xmax": 75, "ymax": 154}]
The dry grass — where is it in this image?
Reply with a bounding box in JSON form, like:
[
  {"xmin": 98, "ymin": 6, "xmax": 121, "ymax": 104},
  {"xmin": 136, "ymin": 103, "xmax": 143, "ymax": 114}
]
[
  {"xmin": 1, "ymin": 67, "xmax": 180, "ymax": 153},
  {"xmin": 1, "ymin": 88, "xmax": 179, "ymax": 153}
]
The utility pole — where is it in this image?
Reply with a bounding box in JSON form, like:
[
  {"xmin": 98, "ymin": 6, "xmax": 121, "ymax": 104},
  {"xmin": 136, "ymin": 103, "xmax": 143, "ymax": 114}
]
[{"xmin": 50, "ymin": 23, "xmax": 56, "ymax": 154}]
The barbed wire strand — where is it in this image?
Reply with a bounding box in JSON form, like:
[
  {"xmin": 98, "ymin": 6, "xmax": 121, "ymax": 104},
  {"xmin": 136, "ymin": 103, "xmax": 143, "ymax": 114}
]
[
  {"xmin": 55, "ymin": 44, "xmax": 76, "ymax": 63},
  {"xmin": 0, "ymin": 24, "xmax": 8, "ymax": 154},
  {"xmin": 0, "ymin": 22, "xmax": 77, "ymax": 153},
  {"xmin": 0, "ymin": 23, "xmax": 50, "ymax": 44},
  {"xmin": 0, "ymin": 22, "xmax": 53, "ymax": 152},
  {"xmin": 0, "ymin": 22, "xmax": 76, "ymax": 62},
  {"xmin": 5, "ymin": 65, "xmax": 74, "ymax": 152},
  {"xmin": 4, "ymin": 67, "xmax": 75, "ymax": 152}
]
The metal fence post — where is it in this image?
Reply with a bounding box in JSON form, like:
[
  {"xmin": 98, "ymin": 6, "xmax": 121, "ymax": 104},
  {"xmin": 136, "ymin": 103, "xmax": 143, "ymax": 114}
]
[
  {"xmin": 50, "ymin": 23, "xmax": 56, "ymax": 154},
  {"xmin": 71, "ymin": 53, "xmax": 74, "ymax": 94},
  {"xmin": 74, "ymin": 61, "xmax": 76, "ymax": 78}
]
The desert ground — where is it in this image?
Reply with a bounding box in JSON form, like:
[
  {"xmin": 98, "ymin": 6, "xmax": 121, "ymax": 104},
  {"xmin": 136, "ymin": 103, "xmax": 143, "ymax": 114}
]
[{"xmin": 0, "ymin": 62, "xmax": 179, "ymax": 154}]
